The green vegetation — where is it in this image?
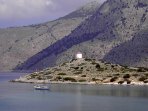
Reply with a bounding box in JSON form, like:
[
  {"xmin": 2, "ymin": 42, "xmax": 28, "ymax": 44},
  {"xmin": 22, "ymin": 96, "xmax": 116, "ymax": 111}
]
[
  {"xmin": 36, "ymin": 76, "xmax": 42, "ymax": 80},
  {"xmin": 126, "ymin": 80, "xmax": 131, "ymax": 84},
  {"xmin": 80, "ymin": 67, "xmax": 84, "ymax": 70},
  {"xmin": 123, "ymin": 74, "xmax": 130, "ymax": 79},
  {"xmin": 92, "ymin": 78, "xmax": 99, "ymax": 81},
  {"xmin": 70, "ymin": 59, "xmax": 77, "ymax": 63},
  {"xmin": 73, "ymin": 67, "xmax": 79, "ymax": 70},
  {"xmin": 63, "ymin": 77, "xmax": 77, "ymax": 82},
  {"xmin": 46, "ymin": 75, "xmax": 53, "ymax": 79},
  {"xmin": 30, "ymin": 74, "xmax": 38, "ymax": 79},
  {"xmin": 85, "ymin": 58, "xmax": 92, "ymax": 61},
  {"xmin": 97, "ymin": 68, "xmax": 104, "ymax": 71},
  {"xmin": 144, "ymin": 73, "xmax": 148, "ymax": 77},
  {"xmin": 58, "ymin": 73, "xmax": 67, "ymax": 75},
  {"xmin": 118, "ymin": 81, "xmax": 124, "ymax": 84},
  {"xmin": 55, "ymin": 76, "xmax": 62, "ymax": 81},
  {"xmin": 110, "ymin": 77, "xmax": 118, "ymax": 82},
  {"xmin": 91, "ymin": 61, "xmax": 97, "ymax": 65},
  {"xmin": 144, "ymin": 79, "xmax": 148, "ymax": 83},
  {"xmin": 95, "ymin": 64, "xmax": 100, "ymax": 69},
  {"xmin": 79, "ymin": 79, "xmax": 86, "ymax": 82},
  {"xmin": 139, "ymin": 77, "xmax": 147, "ymax": 81},
  {"xmin": 81, "ymin": 75, "xmax": 86, "ymax": 77},
  {"xmin": 137, "ymin": 67, "xmax": 148, "ymax": 72},
  {"xmin": 114, "ymin": 74, "xmax": 120, "ymax": 76},
  {"xmin": 16, "ymin": 57, "xmax": 148, "ymax": 85}
]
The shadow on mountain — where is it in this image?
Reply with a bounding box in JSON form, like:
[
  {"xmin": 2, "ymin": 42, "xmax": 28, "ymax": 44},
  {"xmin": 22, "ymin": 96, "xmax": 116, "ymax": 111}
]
[
  {"xmin": 103, "ymin": 29, "xmax": 148, "ymax": 67},
  {"xmin": 14, "ymin": 0, "xmax": 148, "ymax": 70},
  {"xmin": 14, "ymin": 30, "xmax": 104, "ymax": 70}
]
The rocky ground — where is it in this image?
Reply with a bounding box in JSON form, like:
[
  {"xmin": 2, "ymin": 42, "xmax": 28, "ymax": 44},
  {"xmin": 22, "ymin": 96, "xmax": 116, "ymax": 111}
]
[{"xmin": 12, "ymin": 58, "xmax": 148, "ymax": 85}]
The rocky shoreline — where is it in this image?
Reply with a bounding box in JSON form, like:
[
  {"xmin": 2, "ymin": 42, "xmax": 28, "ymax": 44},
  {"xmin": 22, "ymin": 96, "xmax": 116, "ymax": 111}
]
[{"xmin": 12, "ymin": 80, "xmax": 148, "ymax": 86}]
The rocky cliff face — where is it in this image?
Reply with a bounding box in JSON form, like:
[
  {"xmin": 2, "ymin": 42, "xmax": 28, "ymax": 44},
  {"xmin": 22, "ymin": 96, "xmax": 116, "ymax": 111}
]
[
  {"xmin": 0, "ymin": 1, "xmax": 101, "ymax": 71},
  {"xmin": 16, "ymin": 0, "xmax": 148, "ymax": 70}
]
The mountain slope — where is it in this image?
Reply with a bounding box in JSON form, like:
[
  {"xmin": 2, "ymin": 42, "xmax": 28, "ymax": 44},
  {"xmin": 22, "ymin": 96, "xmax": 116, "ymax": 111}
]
[
  {"xmin": 17, "ymin": 0, "xmax": 148, "ymax": 70},
  {"xmin": 104, "ymin": 28, "xmax": 148, "ymax": 67},
  {"xmin": 0, "ymin": 1, "xmax": 101, "ymax": 71}
]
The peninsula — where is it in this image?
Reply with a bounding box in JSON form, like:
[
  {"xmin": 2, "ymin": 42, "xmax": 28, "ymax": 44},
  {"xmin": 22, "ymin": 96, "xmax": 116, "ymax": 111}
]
[{"xmin": 12, "ymin": 58, "xmax": 148, "ymax": 85}]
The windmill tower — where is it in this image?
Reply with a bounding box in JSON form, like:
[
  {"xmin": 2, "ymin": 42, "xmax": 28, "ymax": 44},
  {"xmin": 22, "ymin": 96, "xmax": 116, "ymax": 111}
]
[{"xmin": 76, "ymin": 52, "xmax": 83, "ymax": 59}]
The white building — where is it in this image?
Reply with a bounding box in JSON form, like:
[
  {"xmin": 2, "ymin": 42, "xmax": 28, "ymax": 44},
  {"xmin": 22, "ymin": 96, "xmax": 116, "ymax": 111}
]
[{"xmin": 76, "ymin": 52, "xmax": 83, "ymax": 59}]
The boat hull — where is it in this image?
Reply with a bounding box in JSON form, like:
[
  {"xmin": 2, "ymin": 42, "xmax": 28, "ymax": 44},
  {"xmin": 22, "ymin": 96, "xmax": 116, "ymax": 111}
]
[{"xmin": 34, "ymin": 85, "xmax": 49, "ymax": 90}]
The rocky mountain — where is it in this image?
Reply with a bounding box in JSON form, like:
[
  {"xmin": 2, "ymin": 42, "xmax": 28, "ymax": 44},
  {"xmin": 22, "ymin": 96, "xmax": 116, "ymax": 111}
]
[
  {"xmin": 104, "ymin": 28, "xmax": 148, "ymax": 67},
  {"xmin": 0, "ymin": 1, "xmax": 101, "ymax": 71},
  {"xmin": 16, "ymin": 0, "xmax": 148, "ymax": 71},
  {"xmin": 13, "ymin": 58, "xmax": 148, "ymax": 85}
]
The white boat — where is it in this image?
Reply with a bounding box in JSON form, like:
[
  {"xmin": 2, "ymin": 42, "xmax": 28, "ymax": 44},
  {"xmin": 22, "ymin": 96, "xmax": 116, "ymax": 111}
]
[{"xmin": 34, "ymin": 85, "xmax": 49, "ymax": 90}]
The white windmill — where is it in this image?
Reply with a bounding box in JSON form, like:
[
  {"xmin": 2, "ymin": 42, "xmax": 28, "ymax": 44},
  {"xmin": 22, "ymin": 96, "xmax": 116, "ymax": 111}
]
[{"xmin": 76, "ymin": 52, "xmax": 83, "ymax": 59}]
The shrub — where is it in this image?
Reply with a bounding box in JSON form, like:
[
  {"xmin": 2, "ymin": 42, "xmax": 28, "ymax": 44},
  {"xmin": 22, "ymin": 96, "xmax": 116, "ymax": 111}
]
[
  {"xmin": 63, "ymin": 77, "xmax": 77, "ymax": 82},
  {"xmin": 79, "ymin": 79, "xmax": 86, "ymax": 82},
  {"xmin": 58, "ymin": 73, "xmax": 66, "ymax": 75},
  {"xmin": 86, "ymin": 69, "xmax": 90, "ymax": 71},
  {"xmin": 80, "ymin": 67, "xmax": 84, "ymax": 70},
  {"xmin": 70, "ymin": 59, "xmax": 77, "ymax": 63},
  {"xmin": 46, "ymin": 76, "xmax": 53, "ymax": 79},
  {"xmin": 73, "ymin": 67, "xmax": 79, "ymax": 70},
  {"xmin": 110, "ymin": 77, "xmax": 118, "ymax": 82},
  {"xmin": 126, "ymin": 80, "xmax": 131, "ymax": 84},
  {"xmin": 81, "ymin": 75, "xmax": 86, "ymax": 77},
  {"xmin": 36, "ymin": 76, "xmax": 42, "ymax": 80},
  {"xmin": 95, "ymin": 64, "xmax": 100, "ymax": 69},
  {"xmin": 144, "ymin": 80, "xmax": 148, "ymax": 83},
  {"xmin": 144, "ymin": 73, "xmax": 148, "ymax": 77},
  {"xmin": 137, "ymin": 67, "xmax": 148, "ymax": 72},
  {"xmin": 114, "ymin": 74, "xmax": 120, "ymax": 76},
  {"xmin": 92, "ymin": 62, "xmax": 97, "ymax": 65},
  {"xmin": 92, "ymin": 78, "xmax": 98, "ymax": 81},
  {"xmin": 30, "ymin": 75, "xmax": 36, "ymax": 79},
  {"xmin": 139, "ymin": 77, "xmax": 147, "ymax": 81},
  {"xmin": 56, "ymin": 76, "xmax": 62, "ymax": 80},
  {"xmin": 111, "ymin": 65, "xmax": 115, "ymax": 68},
  {"xmin": 118, "ymin": 81, "xmax": 124, "ymax": 84},
  {"xmin": 123, "ymin": 74, "xmax": 130, "ymax": 79},
  {"xmin": 85, "ymin": 58, "xmax": 92, "ymax": 61}
]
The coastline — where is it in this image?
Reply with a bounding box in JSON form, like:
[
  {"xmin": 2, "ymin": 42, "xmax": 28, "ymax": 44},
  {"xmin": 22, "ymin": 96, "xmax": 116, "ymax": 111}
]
[{"xmin": 11, "ymin": 78, "xmax": 148, "ymax": 86}]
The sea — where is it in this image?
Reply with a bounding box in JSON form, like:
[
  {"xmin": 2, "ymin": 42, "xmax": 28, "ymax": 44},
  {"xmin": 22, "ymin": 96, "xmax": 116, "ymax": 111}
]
[{"xmin": 0, "ymin": 72, "xmax": 148, "ymax": 111}]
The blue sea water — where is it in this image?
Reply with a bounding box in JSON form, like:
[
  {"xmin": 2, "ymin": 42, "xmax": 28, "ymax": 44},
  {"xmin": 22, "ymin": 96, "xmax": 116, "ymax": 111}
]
[{"xmin": 0, "ymin": 72, "xmax": 148, "ymax": 111}]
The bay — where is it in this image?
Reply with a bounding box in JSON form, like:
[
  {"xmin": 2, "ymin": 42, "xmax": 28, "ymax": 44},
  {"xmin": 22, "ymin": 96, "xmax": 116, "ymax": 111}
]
[{"xmin": 0, "ymin": 73, "xmax": 148, "ymax": 111}]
